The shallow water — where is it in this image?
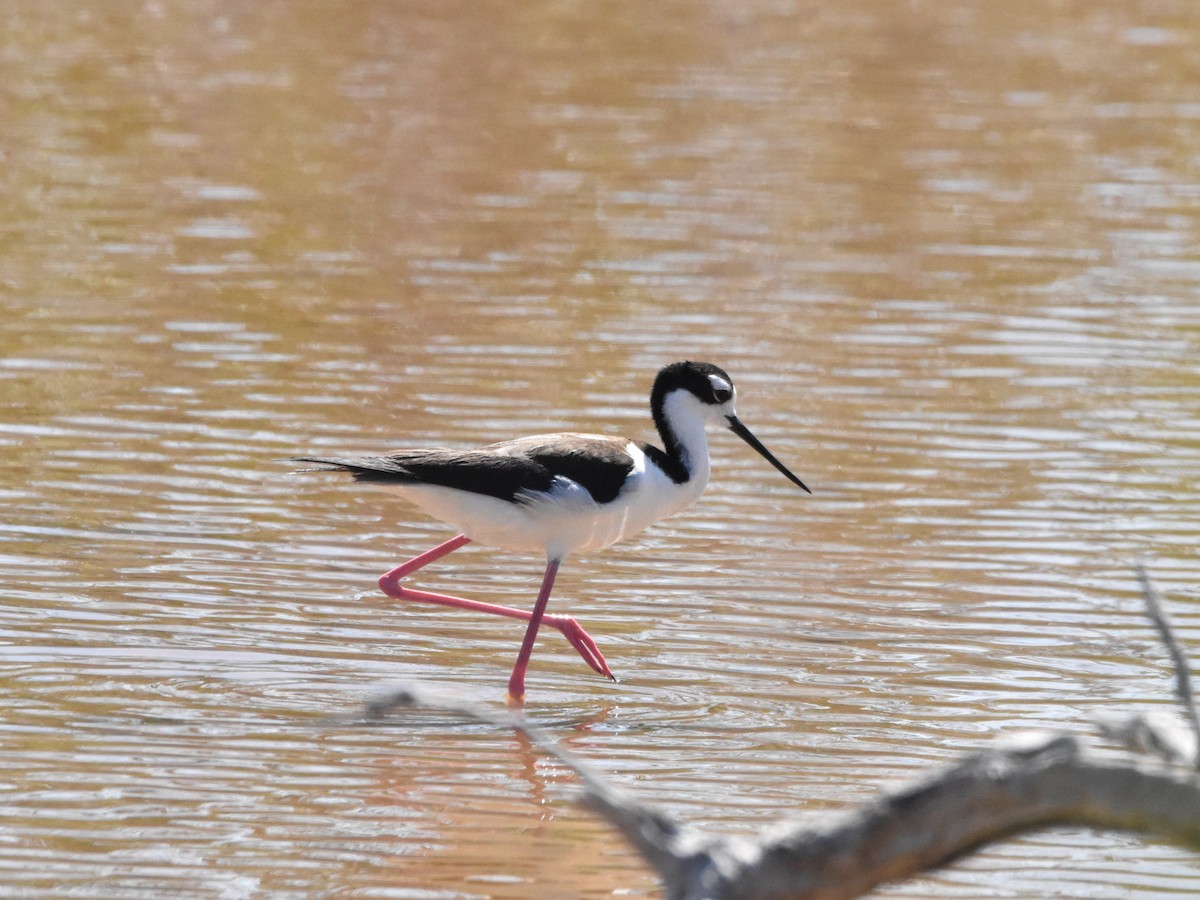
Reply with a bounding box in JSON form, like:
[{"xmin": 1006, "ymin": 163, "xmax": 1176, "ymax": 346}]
[{"xmin": 3, "ymin": 1, "xmax": 1200, "ymax": 897}]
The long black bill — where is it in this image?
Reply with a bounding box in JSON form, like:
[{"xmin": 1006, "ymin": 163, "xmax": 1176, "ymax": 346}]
[{"xmin": 727, "ymin": 415, "xmax": 811, "ymax": 494}]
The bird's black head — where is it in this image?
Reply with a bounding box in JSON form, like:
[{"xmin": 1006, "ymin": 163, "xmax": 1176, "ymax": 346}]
[
  {"xmin": 650, "ymin": 360, "xmax": 811, "ymax": 494},
  {"xmin": 651, "ymin": 360, "xmax": 736, "ymax": 410}
]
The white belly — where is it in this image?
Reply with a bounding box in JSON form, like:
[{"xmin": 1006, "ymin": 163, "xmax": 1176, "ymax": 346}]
[{"xmin": 386, "ymin": 447, "xmax": 708, "ymax": 559}]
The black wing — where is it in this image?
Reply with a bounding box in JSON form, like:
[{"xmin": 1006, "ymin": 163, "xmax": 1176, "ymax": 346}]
[
  {"xmin": 491, "ymin": 434, "xmax": 636, "ymax": 505},
  {"xmin": 293, "ymin": 434, "xmax": 636, "ymax": 505},
  {"xmin": 293, "ymin": 450, "xmax": 554, "ymax": 502}
]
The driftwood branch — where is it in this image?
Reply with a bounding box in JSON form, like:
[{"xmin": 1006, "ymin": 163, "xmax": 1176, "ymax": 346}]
[
  {"xmin": 664, "ymin": 734, "xmax": 1200, "ymax": 900},
  {"xmin": 361, "ymin": 568, "xmax": 1200, "ymax": 899},
  {"xmin": 1137, "ymin": 562, "xmax": 1200, "ymax": 768}
]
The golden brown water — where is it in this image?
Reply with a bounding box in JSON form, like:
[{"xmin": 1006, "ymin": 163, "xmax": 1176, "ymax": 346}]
[{"xmin": 3, "ymin": 1, "xmax": 1199, "ymax": 897}]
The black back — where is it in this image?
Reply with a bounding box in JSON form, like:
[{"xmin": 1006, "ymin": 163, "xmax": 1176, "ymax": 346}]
[{"xmin": 294, "ymin": 433, "xmax": 636, "ymax": 506}]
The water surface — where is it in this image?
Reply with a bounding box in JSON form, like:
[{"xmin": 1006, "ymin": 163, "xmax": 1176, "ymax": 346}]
[{"xmin": 2, "ymin": 1, "xmax": 1200, "ymax": 897}]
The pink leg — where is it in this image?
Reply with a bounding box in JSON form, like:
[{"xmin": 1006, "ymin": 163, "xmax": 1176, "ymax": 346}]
[
  {"xmin": 377, "ymin": 535, "xmax": 615, "ymax": 682},
  {"xmin": 507, "ymin": 557, "xmax": 559, "ymax": 702}
]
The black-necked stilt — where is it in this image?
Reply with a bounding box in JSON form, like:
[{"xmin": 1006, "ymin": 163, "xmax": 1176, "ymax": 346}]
[{"xmin": 295, "ymin": 360, "xmax": 810, "ymax": 701}]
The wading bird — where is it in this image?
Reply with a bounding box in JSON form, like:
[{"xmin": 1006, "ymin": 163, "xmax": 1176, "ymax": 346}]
[{"xmin": 295, "ymin": 360, "xmax": 809, "ymax": 701}]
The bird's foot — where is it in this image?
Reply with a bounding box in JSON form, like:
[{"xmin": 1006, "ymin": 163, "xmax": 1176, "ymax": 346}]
[{"xmin": 549, "ymin": 615, "xmax": 618, "ymax": 682}]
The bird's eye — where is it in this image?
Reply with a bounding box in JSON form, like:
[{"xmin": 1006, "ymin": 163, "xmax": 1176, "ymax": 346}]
[{"xmin": 706, "ymin": 374, "xmax": 733, "ymax": 404}]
